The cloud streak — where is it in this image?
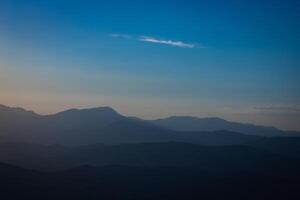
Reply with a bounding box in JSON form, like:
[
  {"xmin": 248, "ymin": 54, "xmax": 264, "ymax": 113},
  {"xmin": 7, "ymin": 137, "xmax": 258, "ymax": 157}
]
[
  {"xmin": 254, "ymin": 105, "xmax": 300, "ymax": 112},
  {"xmin": 138, "ymin": 36, "xmax": 195, "ymax": 48},
  {"xmin": 110, "ymin": 34, "xmax": 198, "ymax": 48}
]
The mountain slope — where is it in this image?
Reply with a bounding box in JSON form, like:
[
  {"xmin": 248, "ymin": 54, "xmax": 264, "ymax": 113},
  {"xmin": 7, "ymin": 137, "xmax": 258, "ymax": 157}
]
[{"xmin": 150, "ymin": 116, "xmax": 284, "ymax": 136}]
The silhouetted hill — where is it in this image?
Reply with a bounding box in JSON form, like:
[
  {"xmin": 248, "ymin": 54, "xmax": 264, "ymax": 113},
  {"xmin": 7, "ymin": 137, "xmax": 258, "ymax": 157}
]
[
  {"xmin": 172, "ymin": 130, "xmax": 262, "ymax": 145},
  {"xmin": 70, "ymin": 142, "xmax": 300, "ymax": 172},
  {"xmin": 1, "ymin": 141, "xmax": 299, "ymax": 171},
  {"xmin": 46, "ymin": 106, "xmax": 124, "ymax": 128},
  {"xmin": 0, "ymin": 104, "xmax": 37, "ymax": 117},
  {"xmin": 0, "ymin": 105, "xmax": 264, "ymax": 146},
  {"xmin": 0, "ymin": 162, "xmax": 300, "ymax": 200},
  {"xmin": 150, "ymin": 116, "xmax": 286, "ymax": 136},
  {"xmin": 246, "ymin": 137, "xmax": 300, "ymax": 160}
]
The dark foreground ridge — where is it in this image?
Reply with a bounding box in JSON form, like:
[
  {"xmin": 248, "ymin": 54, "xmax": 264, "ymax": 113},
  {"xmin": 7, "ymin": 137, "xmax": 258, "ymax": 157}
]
[
  {"xmin": 1, "ymin": 141, "xmax": 300, "ymax": 199},
  {"xmin": 1, "ymin": 141, "xmax": 300, "ymax": 171},
  {"xmin": 1, "ymin": 162, "xmax": 300, "ymax": 200}
]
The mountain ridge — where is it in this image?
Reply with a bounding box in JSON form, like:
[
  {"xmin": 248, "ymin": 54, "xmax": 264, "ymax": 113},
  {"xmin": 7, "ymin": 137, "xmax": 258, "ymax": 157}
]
[
  {"xmin": 149, "ymin": 115, "xmax": 285, "ymax": 136},
  {"xmin": 0, "ymin": 104, "xmax": 298, "ymax": 146}
]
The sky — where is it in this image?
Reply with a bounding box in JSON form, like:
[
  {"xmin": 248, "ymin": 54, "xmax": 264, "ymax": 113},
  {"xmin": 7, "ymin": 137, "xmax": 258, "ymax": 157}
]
[{"xmin": 0, "ymin": 0, "xmax": 299, "ymax": 130}]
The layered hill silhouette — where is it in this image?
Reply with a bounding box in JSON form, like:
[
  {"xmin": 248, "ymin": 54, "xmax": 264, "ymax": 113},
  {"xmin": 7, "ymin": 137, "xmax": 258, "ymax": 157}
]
[
  {"xmin": 1, "ymin": 104, "xmax": 300, "ymax": 199},
  {"xmin": 1, "ymin": 141, "xmax": 300, "ymax": 171},
  {"xmin": 1, "ymin": 160, "xmax": 300, "ymax": 200},
  {"xmin": 1, "ymin": 141, "xmax": 300, "ymax": 199},
  {"xmin": 1, "ymin": 104, "xmax": 298, "ymax": 146}
]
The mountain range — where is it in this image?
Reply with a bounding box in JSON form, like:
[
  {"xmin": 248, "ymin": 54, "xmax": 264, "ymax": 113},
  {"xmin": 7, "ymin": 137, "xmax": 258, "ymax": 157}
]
[
  {"xmin": 0, "ymin": 104, "xmax": 298, "ymax": 146},
  {"xmin": 1, "ymin": 104, "xmax": 300, "ymax": 199}
]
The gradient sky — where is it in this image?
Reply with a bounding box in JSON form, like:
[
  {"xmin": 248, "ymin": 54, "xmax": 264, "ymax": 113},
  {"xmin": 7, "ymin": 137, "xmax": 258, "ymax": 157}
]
[{"xmin": 0, "ymin": 0, "xmax": 299, "ymax": 130}]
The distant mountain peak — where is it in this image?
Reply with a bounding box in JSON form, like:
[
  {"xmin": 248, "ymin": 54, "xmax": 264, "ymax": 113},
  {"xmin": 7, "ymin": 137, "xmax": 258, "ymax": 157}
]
[
  {"xmin": 53, "ymin": 106, "xmax": 121, "ymax": 117},
  {"xmin": 0, "ymin": 104, "xmax": 37, "ymax": 116},
  {"xmin": 91, "ymin": 106, "xmax": 119, "ymax": 113},
  {"xmin": 0, "ymin": 104, "xmax": 21, "ymax": 111}
]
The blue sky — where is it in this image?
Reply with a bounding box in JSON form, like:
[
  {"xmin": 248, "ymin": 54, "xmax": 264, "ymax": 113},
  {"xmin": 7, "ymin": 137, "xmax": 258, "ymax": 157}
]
[{"xmin": 0, "ymin": 0, "xmax": 299, "ymax": 130}]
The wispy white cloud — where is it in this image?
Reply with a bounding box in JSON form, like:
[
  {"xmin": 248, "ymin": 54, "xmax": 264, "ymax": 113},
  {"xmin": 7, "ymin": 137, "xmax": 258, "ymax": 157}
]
[
  {"xmin": 109, "ymin": 33, "xmax": 199, "ymax": 48},
  {"xmin": 138, "ymin": 36, "xmax": 195, "ymax": 48},
  {"xmin": 254, "ymin": 105, "xmax": 300, "ymax": 112}
]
